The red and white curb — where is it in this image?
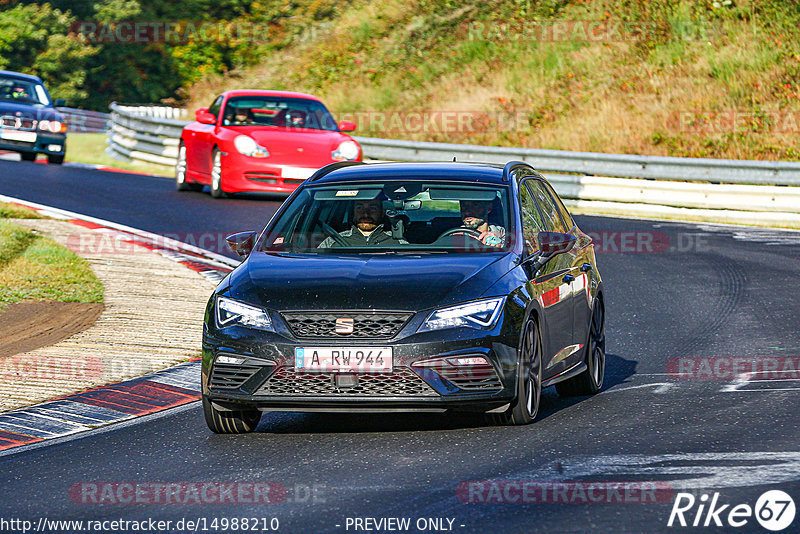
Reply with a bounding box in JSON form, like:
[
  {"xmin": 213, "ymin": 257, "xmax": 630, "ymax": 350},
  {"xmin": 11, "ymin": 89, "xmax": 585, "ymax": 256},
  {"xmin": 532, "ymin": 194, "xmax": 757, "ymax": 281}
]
[
  {"xmin": 0, "ymin": 195, "xmax": 239, "ymax": 451},
  {"xmin": 0, "ymin": 362, "xmax": 200, "ymax": 452}
]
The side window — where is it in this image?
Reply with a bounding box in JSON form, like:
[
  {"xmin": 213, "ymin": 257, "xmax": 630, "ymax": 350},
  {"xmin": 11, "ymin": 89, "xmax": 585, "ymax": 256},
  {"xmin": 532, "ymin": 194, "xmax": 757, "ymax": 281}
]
[
  {"xmin": 542, "ymin": 181, "xmax": 574, "ymax": 231},
  {"xmin": 519, "ymin": 179, "xmax": 546, "ymax": 251},
  {"xmin": 208, "ymin": 95, "xmax": 223, "ymax": 118},
  {"xmin": 527, "ymin": 180, "xmax": 567, "ymax": 233}
]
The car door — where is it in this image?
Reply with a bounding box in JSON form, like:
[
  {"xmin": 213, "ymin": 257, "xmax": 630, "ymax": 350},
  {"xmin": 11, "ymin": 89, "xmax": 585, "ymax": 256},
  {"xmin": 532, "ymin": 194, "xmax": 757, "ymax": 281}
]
[
  {"xmin": 191, "ymin": 95, "xmax": 223, "ymax": 178},
  {"xmin": 541, "ymin": 180, "xmax": 594, "ymax": 354},
  {"xmin": 524, "ymin": 178, "xmax": 581, "ymax": 376}
]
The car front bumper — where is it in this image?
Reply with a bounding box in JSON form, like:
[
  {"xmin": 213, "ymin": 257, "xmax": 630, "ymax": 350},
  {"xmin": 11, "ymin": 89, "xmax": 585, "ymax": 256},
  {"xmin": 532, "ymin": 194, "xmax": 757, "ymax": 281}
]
[
  {"xmin": 219, "ymin": 152, "xmax": 358, "ymax": 194},
  {"xmin": 0, "ymin": 130, "xmax": 66, "ymax": 155},
  {"xmin": 202, "ymin": 314, "xmax": 520, "ymax": 414}
]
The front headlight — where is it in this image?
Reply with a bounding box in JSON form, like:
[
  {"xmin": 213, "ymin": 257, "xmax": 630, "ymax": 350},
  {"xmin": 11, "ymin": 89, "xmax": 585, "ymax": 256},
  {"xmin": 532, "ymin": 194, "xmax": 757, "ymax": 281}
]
[
  {"xmin": 234, "ymin": 135, "xmax": 269, "ymax": 158},
  {"xmin": 38, "ymin": 120, "xmax": 66, "ymax": 133},
  {"xmin": 332, "ymin": 140, "xmax": 360, "ymax": 161},
  {"xmin": 418, "ymin": 297, "xmax": 506, "ymax": 333},
  {"xmin": 216, "ymin": 296, "xmax": 274, "ymax": 331}
]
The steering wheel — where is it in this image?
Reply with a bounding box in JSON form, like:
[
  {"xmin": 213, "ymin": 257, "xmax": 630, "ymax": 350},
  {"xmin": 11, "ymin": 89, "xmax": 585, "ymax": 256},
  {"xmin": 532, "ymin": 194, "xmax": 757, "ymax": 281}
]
[
  {"xmin": 435, "ymin": 227, "xmax": 482, "ymax": 241},
  {"xmin": 320, "ymin": 222, "xmax": 349, "ymax": 247}
]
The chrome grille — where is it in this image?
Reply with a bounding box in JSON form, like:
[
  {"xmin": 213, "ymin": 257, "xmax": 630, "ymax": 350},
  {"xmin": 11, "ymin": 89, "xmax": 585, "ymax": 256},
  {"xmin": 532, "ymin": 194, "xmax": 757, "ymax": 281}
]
[
  {"xmin": 256, "ymin": 366, "xmax": 437, "ymax": 397},
  {"xmin": 1, "ymin": 116, "xmax": 36, "ymax": 130},
  {"xmin": 281, "ymin": 312, "xmax": 410, "ymax": 339},
  {"xmin": 209, "ymin": 362, "xmax": 263, "ymax": 390}
]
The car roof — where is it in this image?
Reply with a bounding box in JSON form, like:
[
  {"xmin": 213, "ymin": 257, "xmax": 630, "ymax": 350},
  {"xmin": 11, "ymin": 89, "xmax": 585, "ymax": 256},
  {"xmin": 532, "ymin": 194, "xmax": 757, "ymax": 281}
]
[
  {"xmin": 309, "ymin": 161, "xmax": 515, "ymax": 186},
  {"xmin": 0, "ymin": 70, "xmax": 43, "ymax": 83},
  {"xmin": 222, "ymin": 90, "xmax": 322, "ymax": 102}
]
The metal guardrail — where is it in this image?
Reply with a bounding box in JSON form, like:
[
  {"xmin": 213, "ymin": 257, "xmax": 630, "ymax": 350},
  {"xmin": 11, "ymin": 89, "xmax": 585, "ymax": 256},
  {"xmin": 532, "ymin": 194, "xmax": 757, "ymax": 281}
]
[
  {"xmin": 105, "ymin": 103, "xmax": 800, "ymax": 226},
  {"xmin": 354, "ymin": 137, "xmax": 800, "ymax": 186},
  {"xmin": 57, "ymin": 107, "xmax": 110, "ymax": 133}
]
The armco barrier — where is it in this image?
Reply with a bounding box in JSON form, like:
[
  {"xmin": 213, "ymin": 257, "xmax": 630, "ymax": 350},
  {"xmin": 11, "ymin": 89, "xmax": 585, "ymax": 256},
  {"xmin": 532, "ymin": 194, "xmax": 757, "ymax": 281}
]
[
  {"xmin": 57, "ymin": 107, "xmax": 110, "ymax": 133},
  {"xmin": 105, "ymin": 103, "xmax": 800, "ymax": 227}
]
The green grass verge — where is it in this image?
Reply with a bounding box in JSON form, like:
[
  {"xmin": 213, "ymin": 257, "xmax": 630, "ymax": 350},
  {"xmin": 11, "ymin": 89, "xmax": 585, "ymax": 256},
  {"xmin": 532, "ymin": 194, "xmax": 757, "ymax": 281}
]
[
  {"xmin": 66, "ymin": 133, "xmax": 173, "ymax": 178},
  {"xmin": 0, "ymin": 202, "xmax": 45, "ymax": 219},
  {"xmin": 0, "ymin": 204, "xmax": 104, "ymax": 311}
]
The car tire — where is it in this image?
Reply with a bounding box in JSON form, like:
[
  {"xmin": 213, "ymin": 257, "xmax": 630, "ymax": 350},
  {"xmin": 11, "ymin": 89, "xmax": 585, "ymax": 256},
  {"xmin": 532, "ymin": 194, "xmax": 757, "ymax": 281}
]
[
  {"xmin": 47, "ymin": 154, "xmax": 64, "ymax": 164},
  {"xmin": 491, "ymin": 317, "xmax": 541, "ymax": 426},
  {"xmin": 20, "ymin": 152, "xmax": 36, "ymax": 162},
  {"xmin": 210, "ymin": 149, "xmax": 226, "ymax": 198},
  {"xmin": 556, "ymin": 297, "xmax": 605, "ymax": 396},
  {"xmin": 202, "ymin": 395, "xmax": 261, "ymax": 434},
  {"xmin": 175, "ymin": 142, "xmax": 202, "ymax": 192}
]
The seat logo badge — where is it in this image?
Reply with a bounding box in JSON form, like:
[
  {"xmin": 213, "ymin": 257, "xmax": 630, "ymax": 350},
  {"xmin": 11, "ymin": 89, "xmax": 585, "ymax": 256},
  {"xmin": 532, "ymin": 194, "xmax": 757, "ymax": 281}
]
[{"xmin": 335, "ymin": 318, "xmax": 354, "ymax": 334}]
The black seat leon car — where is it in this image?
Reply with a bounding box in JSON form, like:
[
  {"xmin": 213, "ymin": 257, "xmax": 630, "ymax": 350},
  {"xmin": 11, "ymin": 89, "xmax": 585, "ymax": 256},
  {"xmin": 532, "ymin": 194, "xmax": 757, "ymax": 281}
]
[{"xmin": 202, "ymin": 161, "xmax": 605, "ymax": 433}]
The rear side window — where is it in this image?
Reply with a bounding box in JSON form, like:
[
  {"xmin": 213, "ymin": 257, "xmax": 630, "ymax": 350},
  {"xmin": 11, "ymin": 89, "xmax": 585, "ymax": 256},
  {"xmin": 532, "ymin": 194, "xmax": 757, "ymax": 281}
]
[{"xmin": 526, "ymin": 180, "xmax": 566, "ymax": 233}]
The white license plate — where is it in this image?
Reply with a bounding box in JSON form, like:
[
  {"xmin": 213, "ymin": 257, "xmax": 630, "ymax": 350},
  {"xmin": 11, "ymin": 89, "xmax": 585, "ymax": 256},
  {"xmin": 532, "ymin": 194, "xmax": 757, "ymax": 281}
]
[
  {"xmin": 281, "ymin": 166, "xmax": 315, "ymax": 180},
  {"xmin": 0, "ymin": 129, "xmax": 37, "ymax": 143},
  {"xmin": 295, "ymin": 347, "xmax": 393, "ymax": 373}
]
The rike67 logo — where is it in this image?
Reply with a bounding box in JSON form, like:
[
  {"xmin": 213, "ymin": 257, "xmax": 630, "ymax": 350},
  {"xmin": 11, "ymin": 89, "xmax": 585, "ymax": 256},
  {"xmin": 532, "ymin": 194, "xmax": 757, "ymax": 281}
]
[{"xmin": 668, "ymin": 490, "xmax": 796, "ymax": 531}]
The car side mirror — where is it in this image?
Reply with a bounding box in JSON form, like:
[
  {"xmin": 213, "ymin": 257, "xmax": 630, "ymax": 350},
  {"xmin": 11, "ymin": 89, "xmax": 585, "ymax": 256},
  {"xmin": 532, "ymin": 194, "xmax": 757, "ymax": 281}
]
[
  {"xmin": 195, "ymin": 108, "xmax": 216, "ymax": 124},
  {"xmin": 226, "ymin": 231, "xmax": 257, "ymax": 259},
  {"xmin": 54, "ymin": 99, "xmax": 66, "ymax": 107},
  {"xmin": 537, "ymin": 231, "xmax": 576, "ymax": 255},
  {"xmin": 338, "ymin": 120, "xmax": 357, "ymax": 132},
  {"xmin": 527, "ymin": 232, "xmax": 576, "ymax": 273}
]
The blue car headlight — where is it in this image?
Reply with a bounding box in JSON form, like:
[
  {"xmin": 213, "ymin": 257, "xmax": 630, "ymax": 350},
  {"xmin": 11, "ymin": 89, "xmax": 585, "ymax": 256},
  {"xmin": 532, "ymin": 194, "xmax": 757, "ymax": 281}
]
[
  {"xmin": 216, "ymin": 296, "xmax": 274, "ymax": 331},
  {"xmin": 418, "ymin": 297, "xmax": 506, "ymax": 333}
]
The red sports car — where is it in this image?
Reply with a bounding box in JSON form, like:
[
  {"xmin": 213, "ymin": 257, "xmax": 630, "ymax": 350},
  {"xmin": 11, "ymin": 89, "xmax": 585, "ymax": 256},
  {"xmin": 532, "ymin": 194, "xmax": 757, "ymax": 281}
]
[{"xmin": 176, "ymin": 90, "xmax": 362, "ymax": 198}]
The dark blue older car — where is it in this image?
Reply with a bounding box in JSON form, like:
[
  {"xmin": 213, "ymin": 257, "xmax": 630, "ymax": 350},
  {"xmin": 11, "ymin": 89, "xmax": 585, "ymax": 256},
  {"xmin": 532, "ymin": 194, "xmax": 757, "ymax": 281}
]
[{"xmin": 0, "ymin": 70, "xmax": 67, "ymax": 164}]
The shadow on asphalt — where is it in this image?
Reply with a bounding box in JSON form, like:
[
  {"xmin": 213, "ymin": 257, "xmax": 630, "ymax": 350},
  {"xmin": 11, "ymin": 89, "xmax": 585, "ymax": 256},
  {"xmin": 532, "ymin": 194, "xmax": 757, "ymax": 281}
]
[{"xmin": 246, "ymin": 353, "xmax": 637, "ymax": 435}]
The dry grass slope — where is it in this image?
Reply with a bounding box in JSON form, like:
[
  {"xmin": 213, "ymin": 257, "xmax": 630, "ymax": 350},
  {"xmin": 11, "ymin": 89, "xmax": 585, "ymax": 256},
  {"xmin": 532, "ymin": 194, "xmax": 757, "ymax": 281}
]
[{"xmin": 185, "ymin": 0, "xmax": 800, "ymax": 160}]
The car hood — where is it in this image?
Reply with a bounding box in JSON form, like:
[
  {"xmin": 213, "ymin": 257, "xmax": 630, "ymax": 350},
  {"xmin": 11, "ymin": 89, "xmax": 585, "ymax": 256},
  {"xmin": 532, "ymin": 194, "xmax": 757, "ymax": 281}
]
[
  {"xmin": 230, "ymin": 127, "xmax": 352, "ymax": 159},
  {"xmin": 227, "ymin": 252, "xmax": 514, "ymax": 312},
  {"xmin": 0, "ymin": 101, "xmax": 61, "ymax": 121}
]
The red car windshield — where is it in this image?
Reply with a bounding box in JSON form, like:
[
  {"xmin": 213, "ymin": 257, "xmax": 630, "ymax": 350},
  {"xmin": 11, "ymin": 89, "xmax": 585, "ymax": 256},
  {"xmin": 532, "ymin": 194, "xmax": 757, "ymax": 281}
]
[{"xmin": 221, "ymin": 96, "xmax": 338, "ymax": 131}]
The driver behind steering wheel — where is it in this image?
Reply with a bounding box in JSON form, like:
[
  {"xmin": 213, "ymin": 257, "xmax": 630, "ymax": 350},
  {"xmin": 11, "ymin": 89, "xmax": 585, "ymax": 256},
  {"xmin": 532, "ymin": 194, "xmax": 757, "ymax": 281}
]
[
  {"xmin": 459, "ymin": 200, "xmax": 506, "ymax": 248},
  {"xmin": 318, "ymin": 198, "xmax": 407, "ymax": 247}
]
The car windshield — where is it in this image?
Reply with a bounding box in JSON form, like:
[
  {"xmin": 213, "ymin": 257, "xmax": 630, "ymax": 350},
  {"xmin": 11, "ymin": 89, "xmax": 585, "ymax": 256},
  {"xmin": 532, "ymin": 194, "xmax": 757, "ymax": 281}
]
[
  {"xmin": 0, "ymin": 77, "xmax": 49, "ymax": 106},
  {"xmin": 221, "ymin": 96, "xmax": 338, "ymax": 131},
  {"xmin": 260, "ymin": 180, "xmax": 513, "ymax": 254}
]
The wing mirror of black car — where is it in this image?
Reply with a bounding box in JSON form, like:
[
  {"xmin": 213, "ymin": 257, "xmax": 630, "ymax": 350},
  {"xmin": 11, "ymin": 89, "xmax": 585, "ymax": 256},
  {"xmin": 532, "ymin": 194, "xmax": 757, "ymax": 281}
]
[
  {"xmin": 226, "ymin": 231, "xmax": 257, "ymax": 259},
  {"xmin": 528, "ymin": 231, "xmax": 577, "ymax": 272},
  {"xmin": 54, "ymin": 98, "xmax": 66, "ymax": 107}
]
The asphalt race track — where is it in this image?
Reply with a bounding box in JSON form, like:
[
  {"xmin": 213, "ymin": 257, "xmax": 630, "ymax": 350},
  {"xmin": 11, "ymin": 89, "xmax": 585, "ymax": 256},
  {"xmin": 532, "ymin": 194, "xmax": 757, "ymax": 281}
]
[{"xmin": 2, "ymin": 159, "xmax": 800, "ymax": 533}]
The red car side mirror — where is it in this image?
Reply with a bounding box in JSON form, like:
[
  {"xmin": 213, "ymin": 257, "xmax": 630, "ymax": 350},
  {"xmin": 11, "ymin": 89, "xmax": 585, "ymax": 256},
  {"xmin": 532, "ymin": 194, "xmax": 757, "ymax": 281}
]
[
  {"xmin": 195, "ymin": 108, "xmax": 216, "ymax": 125},
  {"xmin": 338, "ymin": 120, "xmax": 357, "ymax": 132}
]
